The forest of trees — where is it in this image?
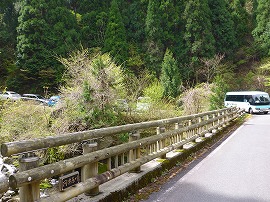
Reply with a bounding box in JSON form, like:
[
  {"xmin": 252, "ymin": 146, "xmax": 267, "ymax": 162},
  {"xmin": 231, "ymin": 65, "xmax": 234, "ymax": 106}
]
[{"xmin": 0, "ymin": 0, "xmax": 270, "ymax": 97}]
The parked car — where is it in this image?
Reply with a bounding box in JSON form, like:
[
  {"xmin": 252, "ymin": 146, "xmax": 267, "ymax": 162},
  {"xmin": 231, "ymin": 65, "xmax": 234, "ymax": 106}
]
[
  {"xmin": 114, "ymin": 99, "xmax": 129, "ymax": 112},
  {"xmin": 21, "ymin": 94, "xmax": 49, "ymax": 105},
  {"xmin": 136, "ymin": 97, "xmax": 151, "ymax": 111},
  {"xmin": 48, "ymin": 95, "xmax": 60, "ymax": 107},
  {"xmin": 0, "ymin": 91, "xmax": 21, "ymax": 101}
]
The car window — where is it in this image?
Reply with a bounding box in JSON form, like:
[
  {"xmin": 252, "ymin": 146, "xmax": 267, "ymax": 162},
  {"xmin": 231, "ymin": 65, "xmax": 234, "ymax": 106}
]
[{"xmin": 37, "ymin": 95, "xmax": 45, "ymax": 99}]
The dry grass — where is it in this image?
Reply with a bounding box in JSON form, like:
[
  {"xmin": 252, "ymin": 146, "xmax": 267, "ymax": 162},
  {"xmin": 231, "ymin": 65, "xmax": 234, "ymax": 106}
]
[{"xmin": 0, "ymin": 101, "xmax": 53, "ymax": 143}]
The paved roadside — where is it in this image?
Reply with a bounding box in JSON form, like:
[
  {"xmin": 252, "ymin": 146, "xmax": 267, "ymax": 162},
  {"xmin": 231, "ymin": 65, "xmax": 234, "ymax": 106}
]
[{"xmin": 143, "ymin": 114, "xmax": 270, "ymax": 202}]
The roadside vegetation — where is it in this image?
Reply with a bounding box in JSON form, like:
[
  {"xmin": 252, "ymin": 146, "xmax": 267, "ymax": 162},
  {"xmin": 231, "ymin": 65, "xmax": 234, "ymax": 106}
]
[{"xmin": 1, "ymin": 0, "xmax": 270, "ymax": 163}]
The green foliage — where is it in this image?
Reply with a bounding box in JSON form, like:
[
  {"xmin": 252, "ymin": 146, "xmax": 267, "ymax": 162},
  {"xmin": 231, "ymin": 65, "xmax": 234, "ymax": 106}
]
[
  {"xmin": 123, "ymin": 70, "xmax": 154, "ymax": 101},
  {"xmin": 40, "ymin": 179, "xmax": 53, "ymax": 189},
  {"xmin": 54, "ymin": 49, "xmax": 127, "ymax": 131},
  {"xmin": 145, "ymin": 0, "xmax": 164, "ymax": 76},
  {"xmin": 81, "ymin": 11, "xmax": 108, "ymax": 48},
  {"xmin": 104, "ymin": 0, "xmax": 128, "ymax": 64},
  {"xmin": 15, "ymin": 0, "xmax": 80, "ymax": 93},
  {"xmin": 209, "ymin": 0, "xmax": 236, "ymax": 56},
  {"xmin": 45, "ymin": 147, "xmax": 65, "ymax": 164},
  {"xmin": 183, "ymin": 0, "xmax": 216, "ymax": 63},
  {"xmin": 0, "ymin": 0, "xmax": 17, "ymax": 87},
  {"xmin": 259, "ymin": 59, "xmax": 270, "ymax": 86},
  {"xmin": 0, "ymin": 0, "xmax": 268, "ymax": 108},
  {"xmin": 143, "ymin": 80, "xmax": 164, "ymax": 103},
  {"xmin": 160, "ymin": 49, "xmax": 181, "ymax": 98},
  {"xmin": 228, "ymin": 0, "xmax": 250, "ymax": 47},
  {"xmin": 118, "ymin": 133, "xmax": 129, "ymax": 143},
  {"xmin": 210, "ymin": 75, "xmax": 229, "ymax": 110},
  {"xmin": 98, "ymin": 162, "xmax": 107, "ymax": 174},
  {"xmin": 182, "ymin": 0, "xmax": 216, "ymax": 84},
  {"xmin": 78, "ymin": 0, "xmax": 110, "ymax": 14},
  {"xmin": 252, "ymin": 0, "xmax": 270, "ymax": 56}
]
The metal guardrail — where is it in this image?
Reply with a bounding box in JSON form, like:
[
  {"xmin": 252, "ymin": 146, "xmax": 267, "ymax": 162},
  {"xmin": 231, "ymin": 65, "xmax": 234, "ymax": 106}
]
[{"xmin": 0, "ymin": 107, "xmax": 243, "ymax": 202}]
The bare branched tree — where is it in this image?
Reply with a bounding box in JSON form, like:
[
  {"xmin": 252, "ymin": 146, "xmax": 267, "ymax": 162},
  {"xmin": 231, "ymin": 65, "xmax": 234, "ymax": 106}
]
[
  {"xmin": 124, "ymin": 70, "xmax": 154, "ymax": 102},
  {"xmin": 199, "ymin": 54, "xmax": 225, "ymax": 82},
  {"xmin": 179, "ymin": 83, "xmax": 212, "ymax": 115}
]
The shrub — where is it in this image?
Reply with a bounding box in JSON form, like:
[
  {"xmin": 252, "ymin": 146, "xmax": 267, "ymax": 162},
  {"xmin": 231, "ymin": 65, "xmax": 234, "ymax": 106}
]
[{"xmin": 179, "ymin": 83, "xmax": 212, "ymax": 115}]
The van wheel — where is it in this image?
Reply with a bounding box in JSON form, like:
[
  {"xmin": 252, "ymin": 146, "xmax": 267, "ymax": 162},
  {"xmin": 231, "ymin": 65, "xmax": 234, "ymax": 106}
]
[
  {"xmin": 264, "ymin": 111, "xmax": 268, "ymax": 114},
  {"xmin": 249, "ymin": 108, "xmax": 253, "ymax": 114}
]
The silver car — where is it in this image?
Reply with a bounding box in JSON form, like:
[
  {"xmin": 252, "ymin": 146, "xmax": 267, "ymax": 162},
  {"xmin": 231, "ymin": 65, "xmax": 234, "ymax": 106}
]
[
  {"xmin": 22, "ymin": 94, "xmax": 49, "ymax": 105},
  {"xmin": 0, "ymin": 91, "xmax": 21, "ymax": 101}
]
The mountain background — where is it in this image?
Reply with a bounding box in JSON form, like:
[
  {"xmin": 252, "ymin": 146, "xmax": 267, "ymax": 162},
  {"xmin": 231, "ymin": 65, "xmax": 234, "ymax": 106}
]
[{"xmin": 0, "ymin": 0, "xmax": 270, "ymax": 96}]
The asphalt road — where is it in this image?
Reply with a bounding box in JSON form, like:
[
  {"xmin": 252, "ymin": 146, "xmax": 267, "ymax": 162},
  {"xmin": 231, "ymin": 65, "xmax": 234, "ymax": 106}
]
[{"xmin": 144, "ymin": 114, "xmax": 270, "ymax": 202}]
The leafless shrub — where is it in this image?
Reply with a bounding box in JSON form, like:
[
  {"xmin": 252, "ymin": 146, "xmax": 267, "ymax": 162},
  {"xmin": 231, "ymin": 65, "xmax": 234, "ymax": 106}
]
[
  {"xmin": 199, "ymin": 54, "xmax": 225, "ymax": 82},
  {"xmin": 179, "ymin": 83, "xmax": 213, "ymax": 115},
  {"xmin": 124, "ymin": 70, "xmax": 154, "ymax": 102}
]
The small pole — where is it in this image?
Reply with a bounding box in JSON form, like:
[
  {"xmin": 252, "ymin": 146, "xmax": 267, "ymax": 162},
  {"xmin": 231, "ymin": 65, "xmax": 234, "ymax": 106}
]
[
  {"xmin": 129, "ymin": 131, "xmax": 141, "ymax": 172},
  {"xmin": 82, "ymin": 142, "xmax": 99, "ymax": 196},
  {"xmin": 157, "ymin": 126, "xmax": 166, "ymax": 159},
  {"xmin": 19, "ymin": 153, "xmax": 40, "ymax": 202}
]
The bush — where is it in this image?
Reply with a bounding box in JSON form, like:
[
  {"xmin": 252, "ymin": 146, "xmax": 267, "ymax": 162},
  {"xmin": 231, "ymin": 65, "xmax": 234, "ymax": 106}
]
[
  {"xmin": 143, "ymin": 79, "xmax": 164, "ymax": 103},
  {"xmin": 179, "ymin": 83, "xmax": 212, "ymax": 115},
  {"xmin": 0, "ymin": 101, "xmax": 53, "ymax": 143},
  {"xmin": 52, "ymin": 49, "xmax": 128, "ymax": 132}
]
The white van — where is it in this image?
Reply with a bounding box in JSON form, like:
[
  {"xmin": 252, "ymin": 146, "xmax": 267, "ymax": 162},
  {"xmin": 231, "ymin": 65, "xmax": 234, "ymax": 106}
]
[{"xmin": 224, "ymin": 91, "xmax": 270, "ymax": 114}]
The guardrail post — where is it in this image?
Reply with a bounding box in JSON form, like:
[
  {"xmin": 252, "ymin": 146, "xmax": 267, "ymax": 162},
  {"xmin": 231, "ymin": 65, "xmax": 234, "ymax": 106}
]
[
  {"xmin": 188, "ymin": 120, "xmax": 192, "ymax": 138},
  {"xmin": 198, "ymin": 117, "xmax": 202, "ymax": 135},
  {"xmin": 224, "ymin": 109, "xmax": 230, "ymax": 126},
  {"xmin": 129, "ymin": 131, "xmax": 141, "ymax": 172},
  {"xmin": 222, "ymin": 111, "xmax": 226, "ymax": 127},
  {"xmin": 156, "ymin": 127, "xmax": 166, "ymax": 159},
  {"xmin": 19, "ymin": 153, "xmax": 40, "ymax": 202},
  {"xmin": 175, "ymin": 123, "xmax": 179, "ymax": 143},
  {"xmin": 217, "ymin": 112, "xmax": 222, "ymax": 130},
  {"xmin": 82, "ymin": 142, "xmax": 99, "ymax": 196}
]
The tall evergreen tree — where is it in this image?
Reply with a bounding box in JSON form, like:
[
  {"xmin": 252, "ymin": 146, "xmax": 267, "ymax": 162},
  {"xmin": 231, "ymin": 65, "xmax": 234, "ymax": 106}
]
[
  {"xmin": 16, "ymin": 0, "xmax": 50, "ymax": 92},
  {"xmin": 120, "ymin": 0, "xmax": 148, "ymax": 74},
  {"xmin": 209, "ymin": 0, "xmax": 236, "ymax": 56},
  {"xmin": 78, "ymin": 0, "xmax": 110, "ymax": 49},
  {"xmin": 77, "ymin": 0, "xmax": 110, "ymax": 14},
  {"xmin": 0, "ymin": 0, "xmax": 18, "ymax": 88},
  {"xmin": 227, "ymin": 0, "xmax": 250, "ymax": 46},
  {"xmin": 183, "ymin": 0, "xmax": 215, "ymax": 82},
  {"xmin": 145, "ymin": 0, "xmax": 164, "ymax": 76},
  {"xmin": 160, "ymin": 49, "xmax": 181, "ymax": 98},
  {"xmin": 252, "ymin": 0, "xmax": 270, "ymax": 56},
  {"xmin": 81, "ymin": 11, "xmax": 108, "ymax": 48},
  {"xmin": 16, "ymin": 0, "xmax": 80, "ymax": 93},
  {"xmin": 45, "ymin": 5, "xmax": 80, "ymax": 87},
  {"xmin": 171, "ymin": 0, "xmax": 185, "ymax": 56},
  {"xmin": 159, "ymin": 0, "xmax": 178, "ymax": 49},
  {"xmin": 103, "ymin": 0, "xmax": 128, "ymax": 65}
]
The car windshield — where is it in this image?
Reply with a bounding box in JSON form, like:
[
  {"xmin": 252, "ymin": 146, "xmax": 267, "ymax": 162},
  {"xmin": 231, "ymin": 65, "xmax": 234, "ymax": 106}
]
[{"xmin": 253, "ymin": 94, "xmax": 270, "ymax": 102}]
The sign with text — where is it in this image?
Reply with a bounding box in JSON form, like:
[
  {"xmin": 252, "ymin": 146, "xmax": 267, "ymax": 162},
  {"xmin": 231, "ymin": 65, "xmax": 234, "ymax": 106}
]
[{"xmin": 59, "ymin": 171, "xmax": 80, "ymax": 191}]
